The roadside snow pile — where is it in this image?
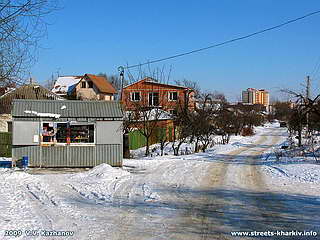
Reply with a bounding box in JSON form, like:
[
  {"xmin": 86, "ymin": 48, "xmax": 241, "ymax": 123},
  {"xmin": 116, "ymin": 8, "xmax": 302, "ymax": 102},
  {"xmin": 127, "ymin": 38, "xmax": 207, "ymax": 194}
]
[
  {"xmin": 0, "ymin": 157, "xmax": 11, "ymax": 161},
  {"xmin": 68, "ymin": 164, "xmax": 132, "ymax": 203},
  {"xmin": 83, "ymin": 163, "xmax": 130, "ymax": 180},
  {"xmin": 3, "ymin": 170, "xmax": 30, "ymax": 180},
  {"xmin": 0, "ymin": 168, "xmax": 10, "ymax": 173},
  {"xmin": 262, "ymin": 163, "xmax": 320, "ymax": 184}
]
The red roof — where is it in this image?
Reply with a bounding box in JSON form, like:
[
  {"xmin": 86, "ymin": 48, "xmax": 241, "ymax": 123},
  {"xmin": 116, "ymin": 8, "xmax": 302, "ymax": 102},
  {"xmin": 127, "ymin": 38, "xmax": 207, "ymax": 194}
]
[{"xmin": 85, "ymin": 74, "xmax": 117, "ymax": 94}]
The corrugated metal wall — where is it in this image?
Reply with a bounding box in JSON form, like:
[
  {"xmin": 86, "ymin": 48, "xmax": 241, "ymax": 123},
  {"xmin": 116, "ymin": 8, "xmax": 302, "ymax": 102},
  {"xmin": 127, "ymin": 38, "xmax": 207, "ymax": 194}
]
[
  {"xmin": 12, "ymin": 144, "xmax": 122, "ymax": 167},
  {"xmin": 12, "ymin": 99, "xmax": 124, "ymax": 167},
  {"xmin": 96, "ymin": 121, "xmax": 122, "ymax": 144},
  {"xmin": 13, "ymin": 121, "xmax": 39, "ymax": 145}
]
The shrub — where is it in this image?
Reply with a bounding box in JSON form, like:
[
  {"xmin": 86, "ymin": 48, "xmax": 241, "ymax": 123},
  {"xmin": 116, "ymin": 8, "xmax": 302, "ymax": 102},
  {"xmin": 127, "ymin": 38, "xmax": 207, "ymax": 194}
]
[{"xmin": 242, "ymin": 127, "xmax": 254, "ymax": 136}]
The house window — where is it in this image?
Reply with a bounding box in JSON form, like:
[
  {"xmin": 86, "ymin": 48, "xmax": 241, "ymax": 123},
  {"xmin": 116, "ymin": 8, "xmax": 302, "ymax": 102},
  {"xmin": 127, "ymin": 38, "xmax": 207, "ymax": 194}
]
[
  {"xmin": 81, "ymin": 81, "xmax": 86, "ymax": 88},
  {"xmin": 130, "ymin": 92, "xmax": 140, "ymax": 101},
  {"xmin": 88, "ymin": 81, "xmax": 93, "ymax": 88},
  {"xmin": 148, "ymin": 92, "xmax": 159, "ymax": 106},
  {"xmin": 168, "ymin": 92, "xmax": 178, "ymax": 101}
]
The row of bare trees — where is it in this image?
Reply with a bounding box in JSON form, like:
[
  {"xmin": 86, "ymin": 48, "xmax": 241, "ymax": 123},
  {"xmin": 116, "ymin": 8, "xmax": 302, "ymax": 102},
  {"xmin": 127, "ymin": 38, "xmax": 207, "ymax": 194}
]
[
  {"xmin": 269, "ymin": 91, "xmax": 320, "ymax": 154},
  {"xmin": 171, "ymin": 95, "xmax": 265, "ymax": 156},
  {"xmin": 123, "ymin": 88, "xmax": 265, "ymax": 156}
]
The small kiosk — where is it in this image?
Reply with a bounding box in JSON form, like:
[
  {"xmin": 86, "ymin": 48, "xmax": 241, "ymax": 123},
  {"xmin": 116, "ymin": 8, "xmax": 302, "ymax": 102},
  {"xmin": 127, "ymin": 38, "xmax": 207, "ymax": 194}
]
[{"xmin": 12, "ymin": 99, "xmax": 123, "ymax": 167}]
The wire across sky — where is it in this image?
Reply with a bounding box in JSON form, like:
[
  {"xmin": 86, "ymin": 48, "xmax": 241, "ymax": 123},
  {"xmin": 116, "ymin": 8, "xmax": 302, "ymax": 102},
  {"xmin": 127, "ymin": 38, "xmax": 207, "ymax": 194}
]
[{"xmin": 124, "ymin": 10, "xmax": 320, "ymax": 70}]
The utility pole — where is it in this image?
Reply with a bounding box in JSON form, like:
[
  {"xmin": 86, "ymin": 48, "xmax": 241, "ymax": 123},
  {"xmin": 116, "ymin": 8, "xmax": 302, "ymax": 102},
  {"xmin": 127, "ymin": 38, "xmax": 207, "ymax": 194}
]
[
  {"xmin": 306, "ymin": 75, "xmax": 311, "ymax": 135},
  {"xmin": 118, "ymin": 66, "xmax": 124, "ymax": 101},
  {"xmin": 306, "ymin": 75, "xmax": 311, "ymax": 100}
]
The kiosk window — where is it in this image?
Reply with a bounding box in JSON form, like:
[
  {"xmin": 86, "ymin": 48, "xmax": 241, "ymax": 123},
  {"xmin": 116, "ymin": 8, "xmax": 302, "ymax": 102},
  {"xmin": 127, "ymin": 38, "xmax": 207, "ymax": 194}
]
[
  {"xmin": 70, "ymin": 124, "xmax": 94, "ymax": 143},
  {"xmin": 42, "ymin": 123, "xmax": 55, "ymax": 143},
  {"xmin": 42, "ymin": 122, "xmax": 95, "ymax": 144}
]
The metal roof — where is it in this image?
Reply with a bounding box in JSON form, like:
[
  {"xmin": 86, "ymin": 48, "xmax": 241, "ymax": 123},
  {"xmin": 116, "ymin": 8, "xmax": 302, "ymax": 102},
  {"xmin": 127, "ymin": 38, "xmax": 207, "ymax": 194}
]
[{"xmin": 12, "ymin": 99, "xmax": 123, "ymax": 119}]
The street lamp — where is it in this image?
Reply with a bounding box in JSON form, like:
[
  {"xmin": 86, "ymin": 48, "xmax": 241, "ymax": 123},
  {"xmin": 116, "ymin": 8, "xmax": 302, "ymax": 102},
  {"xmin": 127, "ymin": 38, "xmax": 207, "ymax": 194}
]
[{"xmin": 118, "ymin": 66, "xmax": 124, "ymax": 101}]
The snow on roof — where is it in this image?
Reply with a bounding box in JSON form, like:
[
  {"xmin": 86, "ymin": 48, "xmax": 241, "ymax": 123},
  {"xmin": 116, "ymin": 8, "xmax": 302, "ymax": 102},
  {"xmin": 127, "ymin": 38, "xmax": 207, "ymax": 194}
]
[
  {"xmin": 150, "ymin": 108, "xmax": 173, "ymax": 120},
  {"xmin": 125, "ymin": 108, "xmax": 173, "ymax": 121},
  {"xmin": 0, "ymin": 87, "xmax": 16, "ymax": 99},
  {"xmin": 24, "ymin": 110, "xmax": 61, "ymax": 119},
  {"xmin": 51, "ymin": 76, "xmax": 83, "ymax": 95}
]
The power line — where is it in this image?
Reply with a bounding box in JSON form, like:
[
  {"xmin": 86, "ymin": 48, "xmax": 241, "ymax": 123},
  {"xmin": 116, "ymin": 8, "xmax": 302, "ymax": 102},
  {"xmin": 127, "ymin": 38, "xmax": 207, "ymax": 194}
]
[{"xmin": 124, "ymin": 10, "xmax": 320, "ymax": 70}]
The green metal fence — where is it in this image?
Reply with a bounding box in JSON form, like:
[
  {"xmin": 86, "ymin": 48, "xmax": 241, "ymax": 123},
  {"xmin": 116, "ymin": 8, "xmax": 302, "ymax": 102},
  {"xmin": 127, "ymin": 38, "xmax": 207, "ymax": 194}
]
[
  {"xmin": 129, "ymin": 127, "xmax": 171, "ymax": 150},
  {"xmin": 129, "ymin": 130, "xmax": 147, "ymax": 150},
  {"xmin": 0, "ymin": 132, "xmax": 12, "ymax": 157}
]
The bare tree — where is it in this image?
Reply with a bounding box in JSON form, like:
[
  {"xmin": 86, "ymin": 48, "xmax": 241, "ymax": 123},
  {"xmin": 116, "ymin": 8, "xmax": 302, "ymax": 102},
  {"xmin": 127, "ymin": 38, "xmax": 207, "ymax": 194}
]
[
  {"xmin": 281, "ymin": 89, "xmax": 320, "ymax": 148},
  {"xmin": 190, "ymin": 92, "xmax": 218, "ymax": 152},
  {"xmin": 172, "ymin": 106, "xmax": 192, "ymax": 156},
  {"xmin": 156, "ymin": 127, "xmax": 169, "ymax": 156},
  {"xmin": 215, "ymin": 107, "xmax": 234, "ymax": 144},
  {"xmin": 0, "ymin": 0, "xmax": 59, "ymax": 85},
  {"xmin": 97, "ymin": 73, "xmax": 129, "ymax": 100},
  {"xmin": 272, "ymin": 101, "xmax": 293, "ymax": 121},
  {"xmin": 171, "ymin": 90, "xmax": 227, "ymax": 154},
  {"xmin": 174, "ymin": 79, "xmax": 201, "ymax": 97},
  {"xmin": 122, "ymin": 66, "xmax": 173, "ymax": 156},
  {"xmin": 129, "ymin": 105, "xmax": 168, "ymax": 156},
  {"xmin": 288, "ymin": 105, "xmax": 305, "ymax": 147}
]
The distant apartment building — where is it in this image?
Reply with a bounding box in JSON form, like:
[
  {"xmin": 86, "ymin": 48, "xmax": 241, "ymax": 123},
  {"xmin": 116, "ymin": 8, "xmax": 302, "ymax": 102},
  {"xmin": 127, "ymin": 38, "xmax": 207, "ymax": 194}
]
[
  {"xmin": 242, "ymin": 88, "xmax": 269, "ymax": 107},
  {"xmin": 242, "ymin": 88, "xmax": 256, "ymax": 104}
]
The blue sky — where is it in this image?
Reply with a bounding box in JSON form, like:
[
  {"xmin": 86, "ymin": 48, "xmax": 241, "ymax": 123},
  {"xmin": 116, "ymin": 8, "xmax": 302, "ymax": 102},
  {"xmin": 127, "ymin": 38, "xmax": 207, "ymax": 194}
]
[{"xmin": 32, "ymin": 0, "xmax": 320, "ymax": 102}]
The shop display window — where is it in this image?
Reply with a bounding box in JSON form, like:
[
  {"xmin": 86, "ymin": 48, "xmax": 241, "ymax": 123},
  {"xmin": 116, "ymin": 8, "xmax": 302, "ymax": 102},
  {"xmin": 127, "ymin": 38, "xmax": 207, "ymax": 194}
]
[
  {"xmin": 70, "ymin": 124, "xmax": 94, "ymax": 143},
  {"xmin": 42, "ymin": 123, "xmax": 56, "ymax": 143},
  {"xmin": 41, "ymin": 122, "xmax": 95, "ymax": 145}
]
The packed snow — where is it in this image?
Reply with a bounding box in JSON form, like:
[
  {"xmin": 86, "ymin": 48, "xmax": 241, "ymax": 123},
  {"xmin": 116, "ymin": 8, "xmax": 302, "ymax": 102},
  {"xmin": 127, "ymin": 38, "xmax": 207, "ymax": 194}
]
[{"xmin": 1, "ymin": 122, "xmax": 320, "ymax": 239}]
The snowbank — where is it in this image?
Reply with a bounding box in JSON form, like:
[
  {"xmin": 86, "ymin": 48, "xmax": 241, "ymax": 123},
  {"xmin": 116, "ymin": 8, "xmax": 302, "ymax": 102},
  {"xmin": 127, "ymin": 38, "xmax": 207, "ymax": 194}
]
[
  {"xmin": 262, "ymin": 163, "xmax": 320, "ymax": 184},
  {"xmin": 0, "ymin": 157, "xmax": 11, "ymax": 162},
  {"xmin": 74, "ymin": 163, "xmax": 130, "ymax": 180}
]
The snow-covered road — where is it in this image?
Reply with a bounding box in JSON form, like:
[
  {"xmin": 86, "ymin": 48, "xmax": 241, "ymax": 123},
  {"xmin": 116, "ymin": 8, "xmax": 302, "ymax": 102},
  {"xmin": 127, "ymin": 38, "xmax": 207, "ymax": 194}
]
[{"xmin": 1, "ymin": 124, "xmax": 320, "ymax": 239}]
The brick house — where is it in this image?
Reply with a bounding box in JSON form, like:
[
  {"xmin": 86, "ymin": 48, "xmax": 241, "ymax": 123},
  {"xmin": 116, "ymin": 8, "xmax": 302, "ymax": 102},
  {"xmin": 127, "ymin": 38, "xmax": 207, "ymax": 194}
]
[
  {"xmin": 121, "ymin": 77, "xmax": 195, "ymax": 114},
  {"xmin": 52, "ymin": 74, "xmax": 116, "ymax": 100}
]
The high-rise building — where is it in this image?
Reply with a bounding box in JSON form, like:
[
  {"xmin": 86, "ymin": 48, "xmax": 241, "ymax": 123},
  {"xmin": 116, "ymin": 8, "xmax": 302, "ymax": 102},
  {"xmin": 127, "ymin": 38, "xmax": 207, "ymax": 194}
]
[
  {"xmin": 256, "ymin": 89, "xmax": 269, "ymax": 107},
  {"xmin": 242, "ymin": 88, "xmax": 269, "ymax": 107},
  {"xmin": 242, "ymin": 88, "xmax": 257, "ymax": 104}
]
